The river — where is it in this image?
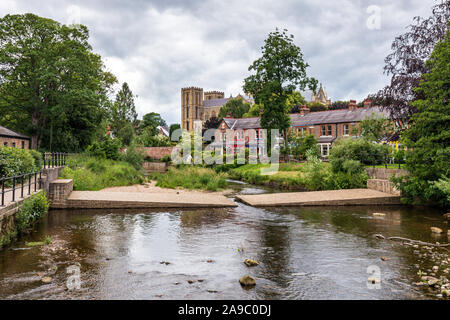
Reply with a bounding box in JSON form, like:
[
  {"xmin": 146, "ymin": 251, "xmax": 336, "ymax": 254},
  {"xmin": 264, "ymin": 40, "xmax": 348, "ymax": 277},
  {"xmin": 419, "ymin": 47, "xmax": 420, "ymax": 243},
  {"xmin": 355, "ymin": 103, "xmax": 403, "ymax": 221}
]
[{"xmin": 0, "ymin": 182, "xmax": 448, "ymax": 299}]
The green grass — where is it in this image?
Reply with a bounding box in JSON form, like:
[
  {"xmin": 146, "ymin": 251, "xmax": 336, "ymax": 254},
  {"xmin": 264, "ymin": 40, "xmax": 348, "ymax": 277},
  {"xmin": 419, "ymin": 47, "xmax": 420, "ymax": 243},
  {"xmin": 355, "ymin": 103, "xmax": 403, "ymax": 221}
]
[
  {"xmin": 60, "ymin": 154, "xmax": 144, "ymax": 191},
  {"xmin": 149, "ymin": 166, "xmax": 228, "ymax": 191},
  {"xmin": 26, "ymin": 236, "xmax": 51, "ymax": 247},
  {"xmin": 365, "ymin": 164, "xmax": 405, "ymax": 169}
]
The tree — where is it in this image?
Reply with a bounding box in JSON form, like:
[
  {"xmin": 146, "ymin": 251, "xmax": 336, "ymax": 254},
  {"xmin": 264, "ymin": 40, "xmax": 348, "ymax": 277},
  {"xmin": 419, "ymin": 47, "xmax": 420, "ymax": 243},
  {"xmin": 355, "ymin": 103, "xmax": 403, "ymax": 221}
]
[
  {"xmin": 286, "ymin": 91, "xmax": 307, "ymax": 113},
  {"xmin": 218, "ymin": 98, "xmax": 250, "ymax": 118},
  {"xmin": 243, "ymin": 103, "xmax": 263, "ymax": 118},
  {"xmin": 329, "ymin": 100, "xmax": 349, "ymax": 110},
  {"xmin": 370, "ymin": 1, "xmax": 449, "ymax": 122},
  {"xmin": 0, "ymin": 14, "xmax": 116, "ymax": 151},
  {"xmin": 169, "ymin": 123, "xmax": 181, "ymax": 138},
  {"xmin": 243, "ymin": 28, "xmax": 315, "ymax": 156},
  {"xmin": 289, "ymin": 134, "xmax": 319, "ymax": 159},
  {"xmin": 394, "ymin": 33, "xmax": 450, "ymax": 207},
  {"xmin": 359, "ymin": 114, "xmax": 393, "ymax": 142},
  {"xmin": 140, "ymin": 112, "xmax": 166, "ymax": 136},
  {"xmin": 110, "ymin": 82, "xmax": 138, "ymax": 136},
  {"xmin": 204, "ymin": 117, "xmax": 220, "ymax": 129},
  {"xmin": 307, "ymin": 102, "xmax": 327, "ymax": 112}
]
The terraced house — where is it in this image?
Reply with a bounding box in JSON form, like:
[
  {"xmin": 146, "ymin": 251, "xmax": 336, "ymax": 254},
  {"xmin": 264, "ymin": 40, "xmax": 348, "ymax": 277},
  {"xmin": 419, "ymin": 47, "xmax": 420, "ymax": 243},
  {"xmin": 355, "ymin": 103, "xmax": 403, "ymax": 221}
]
[
  {"xmin": 0, "ymin": 125, "xmax": 30, "ymax": 149},
  {"xmin": 215, "ymin": 100, "xmax": 389, "ymax": 158}
]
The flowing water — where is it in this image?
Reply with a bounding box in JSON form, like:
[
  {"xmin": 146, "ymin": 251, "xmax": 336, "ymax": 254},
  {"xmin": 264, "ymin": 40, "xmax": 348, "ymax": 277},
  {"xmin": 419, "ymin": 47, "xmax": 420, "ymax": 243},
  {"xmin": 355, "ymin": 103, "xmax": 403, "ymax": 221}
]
[{"xmin": 0, "ymin": 183, "xmax": 448, "ymax": 300}]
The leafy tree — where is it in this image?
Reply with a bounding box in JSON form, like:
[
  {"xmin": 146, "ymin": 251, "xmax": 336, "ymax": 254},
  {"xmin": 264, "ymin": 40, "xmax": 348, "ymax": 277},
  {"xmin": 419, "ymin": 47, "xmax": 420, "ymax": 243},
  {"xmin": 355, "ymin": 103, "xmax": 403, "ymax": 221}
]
[
  {"xmin": 359, "ymin": 114, "xmax": 393, "ymax": 142},
  {"xmin": 169, "ymin": 123, "xmax": 181, "ymax": 138},
  {"xmin": 218, "ymin": 98, "xmax": 250, "ymax": 118},
  {"xmin": 0, "ymin": 14, "xmax": 116, "ymax": 151},
  {"xmin": 110, "ymin": 82, "xmax": 138, "ymax": 143},
  {"xmin": 289, "ymin": 133, "xmax": 319, "ymax": 159},
  {"xmin": 140, "ymin": 112, "xmax": 166, "ymax": 136},
  {"xmin": 370, "ymin": 1, "xmax": 449, "ymax": 122},
  {"xmin": 243, "ymin": 103, "xmax": 263, "ymax": 118},
  {"xmin": 243, "ymin": 28, "xmax": 316, "ymax": 156},
  {"xmin": 394, "ymin": 33, "xmax": 450, "ymax": 207},
  {"xmin": 307, "ymin": 102, "xmax": 327, "ymax": 112},
  {"xmin": 204, "ymin": 117, "xmax": 220, "ymax": 129},
  {"xmin": 330, "ymin": 100, "xmax": 349, "ymax": 110},
  {"xmin": 329, "ymin": 138, "xmax": 389, "ymax": 167},
  {"xmin": 286, "ymin": 91, "xmax": 307, "ymax": 113}
]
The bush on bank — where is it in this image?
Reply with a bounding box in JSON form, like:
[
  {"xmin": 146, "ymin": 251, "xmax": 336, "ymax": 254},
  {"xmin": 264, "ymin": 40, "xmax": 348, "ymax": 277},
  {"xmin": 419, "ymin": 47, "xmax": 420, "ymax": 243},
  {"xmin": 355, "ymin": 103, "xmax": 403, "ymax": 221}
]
[
  {"xmin": 0, "ymin": 192, "xmax": 49, "ymax": 249},
  {"xmin": 0, "ymin": 147, "xmax": 43, "ymax": 177},
  {"xmin": 60, "ymin": 154, "xmax": 144, "ymax": 191},
  {"xmin": 149, "ymin": 166, "xmax": 228, "ymax": 191}
]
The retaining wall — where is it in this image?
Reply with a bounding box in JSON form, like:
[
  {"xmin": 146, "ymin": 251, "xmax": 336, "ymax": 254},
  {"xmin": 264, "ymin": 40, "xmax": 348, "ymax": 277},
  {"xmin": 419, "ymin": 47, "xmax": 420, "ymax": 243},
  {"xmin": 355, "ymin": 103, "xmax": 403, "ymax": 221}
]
[
  {"xmin": 367, "ymin": 179, "xmax": 400, "ymax": 196},
  {"xmin": 138, "ymin": 147, "xmax": 174, "ymax": 160},
  {"xmin": 365, "ymin": 168, "xmax": 409, "ymax": 180}
]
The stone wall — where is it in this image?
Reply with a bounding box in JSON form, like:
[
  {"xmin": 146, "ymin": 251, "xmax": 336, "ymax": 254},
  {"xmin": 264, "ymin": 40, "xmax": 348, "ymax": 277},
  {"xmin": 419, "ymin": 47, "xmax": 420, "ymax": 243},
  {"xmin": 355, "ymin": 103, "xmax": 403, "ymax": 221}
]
[
  {"xmin": 142, "ymin": 162, "xmax": 167, "ymax": 174},
  {"xmin": 40, "ymin": 167, "xmax": 64, "ymax": 193},
  {"xmin": 48, "ymin": 179, "xmax": 73, "ymax": 209},
  {"xmin": 365, "ymin": 168, "xmax": 409, "ymax": 180},
  {"xmin": 138, "ymin": 147, "xmax": 174, "ymax": 160},
  {"xmin": 367, "ymin": 179, "xmax": 400, "ymax": 196}
]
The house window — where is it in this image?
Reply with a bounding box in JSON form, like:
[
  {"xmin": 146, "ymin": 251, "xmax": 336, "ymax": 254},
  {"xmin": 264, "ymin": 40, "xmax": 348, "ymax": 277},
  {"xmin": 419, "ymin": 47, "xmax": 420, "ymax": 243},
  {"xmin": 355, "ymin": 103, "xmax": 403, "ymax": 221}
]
[
  {"xmin": 3, "ymin": 142, "xmax": 8, "ymax": 147},
  {"xmin": 21, "ymin": 141, "xmax": 25, "ymax": 149},
  {"xmin": 343, "ymin": 124, "xmax": 349, "ymax": 135},
  {"xmin": 12, "ymin": 142, "xmax": 16, "ymax": 148},
  {"xmin": 320, "ymin": 144, "xmax": 330, "ymax": 157},
  {"xmin": 321, "ymin": 125, "xmax": 326, "ymax": 136},
  {"xmin": 327, "ymin": 125, "xmax": 332, "ymax": 136}
]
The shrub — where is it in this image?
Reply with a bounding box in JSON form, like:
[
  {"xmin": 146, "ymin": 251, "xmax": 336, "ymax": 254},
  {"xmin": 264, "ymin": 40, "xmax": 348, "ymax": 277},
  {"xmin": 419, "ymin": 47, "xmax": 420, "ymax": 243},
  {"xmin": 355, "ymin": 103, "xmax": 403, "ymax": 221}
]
[
  {"xmin": 0, "ymin": 147, "xmax": 36, "ymax": 177},
  {"xmin": 120, "ymin": 145, "xmax": 145, "ymax": 170},
  {"xmin": 86, "ymin": 136, "xmax": 122, "ymax": 160},
  {"xmin": 28, "ymin": 150, "xmax": 43, "ymax": 170},
  {"xmin": 15, "ymin": 192, "xmax": 49, "ymax": 233},
  {"xmin": 329, "ymin": 137, "xmax": 389, "ymax": 166},
  {"xmin": 60, "ymin": 154, "xmax": 144, "ymax": 191}
]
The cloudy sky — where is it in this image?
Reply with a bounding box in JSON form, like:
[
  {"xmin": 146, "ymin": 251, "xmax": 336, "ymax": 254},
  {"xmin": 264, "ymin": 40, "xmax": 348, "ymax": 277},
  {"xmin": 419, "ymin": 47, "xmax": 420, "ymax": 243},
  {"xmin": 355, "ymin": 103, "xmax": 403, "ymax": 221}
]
[{"xmin": 1, "ymin": 0, "xmax": 437, "ymax": 124}]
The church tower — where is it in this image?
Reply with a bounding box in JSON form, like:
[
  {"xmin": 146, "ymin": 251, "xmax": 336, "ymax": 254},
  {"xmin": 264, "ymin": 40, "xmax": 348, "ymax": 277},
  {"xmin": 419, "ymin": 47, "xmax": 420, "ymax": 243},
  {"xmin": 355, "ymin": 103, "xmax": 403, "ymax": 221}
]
[
  {"xmin": 311, "ymin": 83, "xmax": 331, "ymax": 107},
  {"xmin": 181, "ymin": 87, "xmax": 203, "ymax": 132}
]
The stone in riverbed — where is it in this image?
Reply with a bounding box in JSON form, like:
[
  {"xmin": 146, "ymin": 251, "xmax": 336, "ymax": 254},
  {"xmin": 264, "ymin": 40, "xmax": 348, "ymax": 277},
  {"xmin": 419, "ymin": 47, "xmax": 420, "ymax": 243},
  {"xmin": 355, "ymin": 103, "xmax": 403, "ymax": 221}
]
[
  {"xmin": 443, "ymin": 213, "xmax": 450, "ymax": 220},
  {"xmin": 41, "ymin": 276, "xmax": 52, "ymax": 284},
  {"xmin": 239, "ymin": 275, "xmax": 256, "ymax": 287},
  {"xmin": 381, "ymin": 256, "xmax": 388, "ymax": 261},
  {"xmin": 427, "ymin": 278, "xmax": 440, "ymax": 287},
  {"xmin": 431, "ymin": 227, "xmax": 443, "ymax": 234},
  {"xmin": 244, "ymin": 259, "xmax": 259, "ymax": 267},
  {"xmin": 432, "ymin": 266, "xmax": 439, "ymax": 272},
  {"xmin": 372, "ymin": 212, "xmax": 386, "ymax": 217}
]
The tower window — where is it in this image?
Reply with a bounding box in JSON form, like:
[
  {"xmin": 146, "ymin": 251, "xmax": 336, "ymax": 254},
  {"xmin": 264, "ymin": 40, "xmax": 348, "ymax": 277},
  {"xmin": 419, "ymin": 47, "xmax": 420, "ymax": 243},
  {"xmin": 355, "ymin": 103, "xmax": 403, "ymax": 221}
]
[{"xmin": 186, "ymin": 106, "xmax": 189, "ymax": 119}]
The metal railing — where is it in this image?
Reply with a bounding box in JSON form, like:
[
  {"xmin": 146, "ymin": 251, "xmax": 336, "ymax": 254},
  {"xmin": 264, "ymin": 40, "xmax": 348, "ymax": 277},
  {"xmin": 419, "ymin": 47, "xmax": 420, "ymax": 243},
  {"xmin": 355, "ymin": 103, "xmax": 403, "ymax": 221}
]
[
  {"xmin": 1, "ymin": 152, "xmax": 70, "ymax": 207},
  {"xmin": 1, "ymin": 171, "xmax": 41, "ymax": 206},
  {"xmin": 43, "ymin": 152, "xmax": 69, "ymax": 168}
]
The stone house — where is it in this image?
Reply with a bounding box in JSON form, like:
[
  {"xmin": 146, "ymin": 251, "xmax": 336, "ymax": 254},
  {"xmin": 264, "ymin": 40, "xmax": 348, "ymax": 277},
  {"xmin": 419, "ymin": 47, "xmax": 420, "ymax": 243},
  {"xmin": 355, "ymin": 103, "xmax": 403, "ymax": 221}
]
[{"xmin": 0, "ymin": 125, "xmax": 31, "ymax": 149}]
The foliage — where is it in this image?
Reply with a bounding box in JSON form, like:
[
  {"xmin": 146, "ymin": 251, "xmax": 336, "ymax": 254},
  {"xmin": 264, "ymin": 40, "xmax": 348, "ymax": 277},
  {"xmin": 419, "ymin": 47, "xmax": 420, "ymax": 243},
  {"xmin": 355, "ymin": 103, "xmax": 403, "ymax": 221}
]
[
  {"xmin": 307, "ymin": 102, "xmax": 327, "ymax": 112},
  {"xmin": 0, "ymin": 13, "xmax": 117, "ymax": 151},
  {"xmin": 169, "ymin": 124, "xmax": 181, "ymax": 138},
  {"xmin": 329, "ymin": 100, "xmax": 349, "ymax": 110},
  {"xmin": 28, "ymin": 150, "xmax": 43, "ymax": 170},
  {"xmin": 60, "ymin": 154, "xmax": 144, "ymax": 191},
  {"xmin": 288, "ymin": 133, "xmax": 319, "ymax": 159},
  {"xmin": 370, "ymin": 1, "xmax": 449, "ymax": 122},
  {"xmin": 204, "ymin": 117, "xmax": 221, "ymax": 129},
  {"xmin": 149, "ymin": 166, "xmax": 228, "ymax": 191},
  {"xmin": 135, "ymin": 128, "xmax": 172, "ymax": 147},
  {"xmin": 243, "ymin": 28, "xmax": 316, "ymax": 154},
  {"xmin": 394, "ymin": 33, "xmax": 450, "ymax": 207},
  {"xmin": 140, "ymin": 112, "xmax": 166, "ymax": 136},
  {"xmin": 329, "ymin": 138, "xmax": 389, "ymax": 166},
  {"xmin": 218, "ymin": 98, "xmax": 251, "ymax": 118},
  {"xmin": 286, "ymin": 91, "xmax": 307, "ymax": 112},
  {"xmin": 359, "ymin": 114, "xmax": 393, "ymax": 142},
  {"xmin": 15, "ymin": 192, "xmax": 49, "ymax": 233},
  {"xmin": 0, "ymin": 147, "xmax": 37, "ymax": 177},
  {"xmin": 86, "ymin": 135, "xmax": 122, "ymax": 160},
  {"xmin": 109, "ymin": 82, "xmax": 138, "ymax": 138},
  {"xmin": 243, "ymin": 103, "xmax": 263, "ymax": 118},
  {"xmin": 120, "ymin": 145, "xmax": 145, "ymax": 170}
]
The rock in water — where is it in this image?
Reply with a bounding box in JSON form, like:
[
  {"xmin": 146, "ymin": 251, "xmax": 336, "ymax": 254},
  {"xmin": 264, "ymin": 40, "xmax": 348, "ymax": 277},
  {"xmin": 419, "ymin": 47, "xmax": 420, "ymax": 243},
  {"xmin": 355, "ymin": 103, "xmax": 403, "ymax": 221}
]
[
  {"xmin": 381, "ymin": 256, "xmax": 388, "ymax": 261},
  {"xmin": 431, "ymin": 227, "xmax": 443, "ymax": 234},
  {"xmin": 372, "ymin": 212, "xmax": 386, "ymax": 217},
  {"xmin": 244, "ymin": 259, "xmax": 259, "ymax": 267},
  {"xmin": 41, "ymin": 276, "xmax": 52, "ymax": 284},
  {"xmin": 443, "ymin": 213, "xmax": 450, "ymax": 220},
  {"xmin": 239, "ymin": 275, "xmax": 256, "ymax": 287}
]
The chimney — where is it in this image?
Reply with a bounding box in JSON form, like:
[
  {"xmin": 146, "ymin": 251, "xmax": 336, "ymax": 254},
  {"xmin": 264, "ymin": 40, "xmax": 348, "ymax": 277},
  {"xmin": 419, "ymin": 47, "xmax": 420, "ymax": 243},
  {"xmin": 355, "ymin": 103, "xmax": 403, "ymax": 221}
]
[
  {"xmin": 348, "ymin": 100, "xmax": 357, "ymax": 111},
  {"xmin": 300, "ymin": 105, "xmax": 310, "ymax": 116},
  {"xmin": 363, "ymin": 99, "xmax": 372, "ymax": 108},
  {"xmin": 227, "ymin": 112, "xmax": 233, "ymax": 118}
]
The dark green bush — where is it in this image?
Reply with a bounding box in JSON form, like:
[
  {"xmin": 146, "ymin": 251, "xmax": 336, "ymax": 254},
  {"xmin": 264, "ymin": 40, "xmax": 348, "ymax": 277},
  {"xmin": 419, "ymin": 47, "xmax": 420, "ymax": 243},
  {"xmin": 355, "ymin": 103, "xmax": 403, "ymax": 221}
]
[
  {"xmin": 15, "ymin": 192, "xmax": 49, "ymax": 233},
  {"xmin": 329, "ymin": 138, "xmax": 389, "ymax": 166},
  {"xmin": 86, "ymin": 136, "xmax": 122, "ymax": 160},
  {"xmin": 0, "ymin": 147, "xmax": 37, "ymax": 177}
]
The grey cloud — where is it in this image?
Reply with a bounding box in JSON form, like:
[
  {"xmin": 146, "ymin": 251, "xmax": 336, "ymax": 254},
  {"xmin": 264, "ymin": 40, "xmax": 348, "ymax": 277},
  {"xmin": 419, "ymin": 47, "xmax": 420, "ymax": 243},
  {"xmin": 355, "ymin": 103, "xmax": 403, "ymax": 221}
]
[{"xmin": 4, "ymin": 0, "xmax": 438, "ymax": 124}]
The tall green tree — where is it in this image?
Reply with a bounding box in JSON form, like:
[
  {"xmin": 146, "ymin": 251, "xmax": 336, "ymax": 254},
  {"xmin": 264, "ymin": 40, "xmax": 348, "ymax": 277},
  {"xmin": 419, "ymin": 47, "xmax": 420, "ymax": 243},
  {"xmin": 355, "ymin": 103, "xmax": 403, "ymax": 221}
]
[
  {"xmin": 140, "ymin": 112, "xmax": 166, "ymax": 136},
  {"xmin": 243, "ymin": 28, "xmax": 316, "ymax": 155},
  {"xmin": 218, "ymin": 98, "xmax": 251, "ymax": 118},
  {"xmin": 0, "ymin": 13, "xmax": 116, "ymax": 151},
  {"xmin": 395, "ymin": 32, "xmax": 450, "ymax": 207},
  {"xmin": 110, "ymin": 82, "xmax": 138, "ymax": 137}
]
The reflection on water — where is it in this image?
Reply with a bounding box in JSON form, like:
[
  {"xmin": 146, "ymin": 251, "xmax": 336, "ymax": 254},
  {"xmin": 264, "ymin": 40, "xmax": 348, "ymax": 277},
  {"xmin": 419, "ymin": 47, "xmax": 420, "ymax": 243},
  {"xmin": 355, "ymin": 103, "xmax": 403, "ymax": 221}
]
[{"xmin": 0, "ymin": 202, "xmax": 448, "ymax": 300}]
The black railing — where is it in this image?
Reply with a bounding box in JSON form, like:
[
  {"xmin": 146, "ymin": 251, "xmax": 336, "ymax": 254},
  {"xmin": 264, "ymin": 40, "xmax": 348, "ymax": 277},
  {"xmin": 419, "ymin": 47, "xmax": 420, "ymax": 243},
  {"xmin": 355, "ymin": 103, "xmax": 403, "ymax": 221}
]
[
  {"xmin": 43, "ymin": 152, "xmax": 69, "ymax": 169},
  {"xmin": 1, "ymin": 171, "xmax": 41, "ymax": 206},
  {"xmin": 1, "ymin": 152, "xmax": 70, "ymax": 207}
]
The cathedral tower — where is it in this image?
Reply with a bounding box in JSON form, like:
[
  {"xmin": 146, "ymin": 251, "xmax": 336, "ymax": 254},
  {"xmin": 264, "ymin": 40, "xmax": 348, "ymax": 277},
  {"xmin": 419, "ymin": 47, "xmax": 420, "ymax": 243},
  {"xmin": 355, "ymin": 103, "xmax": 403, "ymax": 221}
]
[{"xmin": 181, "ymin": 87, "xmax": 203, "ymax": 131}]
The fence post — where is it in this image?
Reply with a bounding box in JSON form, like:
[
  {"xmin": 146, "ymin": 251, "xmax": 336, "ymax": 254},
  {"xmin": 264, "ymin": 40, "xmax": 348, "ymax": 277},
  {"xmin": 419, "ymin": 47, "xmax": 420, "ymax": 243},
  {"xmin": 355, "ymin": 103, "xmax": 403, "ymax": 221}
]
[
  {"xmin": 39, "ymin": 172, "xmax": 42, "ymax": 190},
  {"xmin": 28, "ymin": 173, "xmax": 31, "ymax": 195},
  {"xmin": 1, "ymin": 176, "xmax": 4, "ymax": 206},
  {"xmin": 34, "ymin": 172, "xmax": 37, "ymax": 192},
  {"xmin": 12, "ymin": 176, "xmax": 15, "ymax": 202},
  {"xmin": 21, "ymin": 174, "xmax": 24, "ymax": 198}
]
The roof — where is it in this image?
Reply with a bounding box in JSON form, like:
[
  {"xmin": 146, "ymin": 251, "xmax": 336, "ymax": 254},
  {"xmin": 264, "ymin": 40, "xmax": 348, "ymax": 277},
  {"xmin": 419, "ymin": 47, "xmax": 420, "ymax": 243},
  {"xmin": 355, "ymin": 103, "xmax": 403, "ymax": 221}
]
[
  {"xmin": 0, "ymin": 125, "xmax": 30, "ymax": 139},
  {"xmin": 203, "ymin": 97, "xmax": 231, "ymax": 108},
  {"xmin": 157, "ymin": 125, "xmax": 169, "ymax": 137},
  {"xmin": 220, "ymin": 107, "xmax": 388, "ymax": 130}
]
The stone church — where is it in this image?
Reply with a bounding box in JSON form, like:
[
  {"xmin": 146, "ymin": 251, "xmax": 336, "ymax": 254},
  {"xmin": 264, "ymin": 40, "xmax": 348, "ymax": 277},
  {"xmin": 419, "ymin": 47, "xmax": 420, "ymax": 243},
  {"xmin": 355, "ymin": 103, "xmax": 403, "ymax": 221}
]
[
  {"xmin": 181, "ymin": 86, "xmax": 253, "ymax": 131},
  {"xmin": 311, "ymin": 83, "xmax": 331, "ymax": 107}
]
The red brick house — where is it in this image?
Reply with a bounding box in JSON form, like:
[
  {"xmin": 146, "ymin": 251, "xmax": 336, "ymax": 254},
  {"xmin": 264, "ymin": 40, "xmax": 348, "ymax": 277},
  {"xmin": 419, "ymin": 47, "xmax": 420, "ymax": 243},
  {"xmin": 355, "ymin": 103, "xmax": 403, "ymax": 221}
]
[
  {"xmin": 0, "ymin": 126, "xmax": 31, "ymax": 149},
  {"xmin": 215, "ymin": 102, "xmax": 389, "ymax": 158}
]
